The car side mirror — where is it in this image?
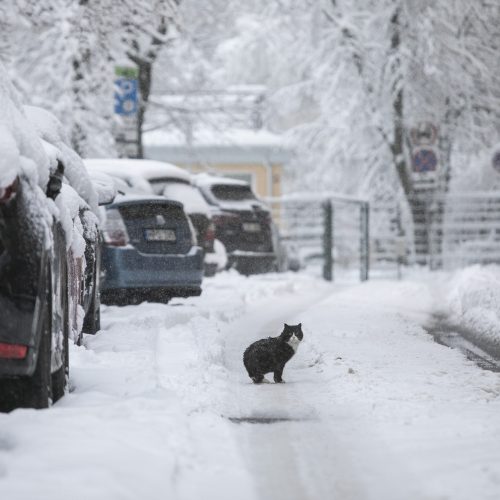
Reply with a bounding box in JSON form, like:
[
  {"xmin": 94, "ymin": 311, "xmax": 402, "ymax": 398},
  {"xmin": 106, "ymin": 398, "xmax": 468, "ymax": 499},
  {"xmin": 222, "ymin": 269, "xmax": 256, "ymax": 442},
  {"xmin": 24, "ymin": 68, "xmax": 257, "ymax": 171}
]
[
  {"xmin": 46, "ymin": 161, "xmax": 64, "ymax": 200},
  {"xmin": 97, "ymin": 188, "xmax": 116, "ymax": 206}
]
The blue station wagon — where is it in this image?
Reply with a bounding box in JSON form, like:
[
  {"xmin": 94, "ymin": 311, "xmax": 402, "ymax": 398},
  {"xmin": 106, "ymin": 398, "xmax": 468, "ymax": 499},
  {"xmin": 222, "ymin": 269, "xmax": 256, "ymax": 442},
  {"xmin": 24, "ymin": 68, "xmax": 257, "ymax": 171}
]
[{"xmin": 100, "ymin": 194, "xmax": 204, "ymax": 304}]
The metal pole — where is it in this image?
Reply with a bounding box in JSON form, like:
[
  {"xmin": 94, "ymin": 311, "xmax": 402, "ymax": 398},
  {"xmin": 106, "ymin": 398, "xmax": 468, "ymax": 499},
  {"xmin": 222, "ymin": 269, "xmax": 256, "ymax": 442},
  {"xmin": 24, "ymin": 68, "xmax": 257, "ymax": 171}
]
[
  {"xmin": 323, "ymin": 200, "xmax": 333, "ymax": 281},
  {"xmin": 360, "ymin": 202, "xmax": 370, "ymax": 281}
]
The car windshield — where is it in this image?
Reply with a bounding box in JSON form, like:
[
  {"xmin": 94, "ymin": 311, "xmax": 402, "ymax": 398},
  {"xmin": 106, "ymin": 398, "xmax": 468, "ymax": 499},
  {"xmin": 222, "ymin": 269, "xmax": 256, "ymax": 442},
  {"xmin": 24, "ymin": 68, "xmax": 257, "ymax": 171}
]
[
  {"xmin": 211, "ymin": 184, "xmax": 256, "ymax": 202},
  {"xmin": 162, "ymin": 182, "xmax": 210, "ymax": 214}
]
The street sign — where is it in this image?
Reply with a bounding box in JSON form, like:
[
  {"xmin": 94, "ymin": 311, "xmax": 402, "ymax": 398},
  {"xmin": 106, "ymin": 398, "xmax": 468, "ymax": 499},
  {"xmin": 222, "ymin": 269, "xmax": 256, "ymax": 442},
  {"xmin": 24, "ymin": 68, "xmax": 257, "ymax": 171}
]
[
  {"xmin": 492, "ymin": 151, "xmax": 500, "ymax": 173},
  {"xmin": 114, "ymin": 66, "xmax": 139, "ymax": 158},
  {"xmin": 412, "ymin": 147, "xmax": 438, "ymax": 190},
  {"xmin": 114, "ymin": 66, "xmax": 139, "ymax": 116},
  {"xmin": 412, "ymin": 148, "xmax": 437, "ymax": 173},
  {"xmin": 410, "ymin": 122, "xmax": 438, "ymax": 146}
]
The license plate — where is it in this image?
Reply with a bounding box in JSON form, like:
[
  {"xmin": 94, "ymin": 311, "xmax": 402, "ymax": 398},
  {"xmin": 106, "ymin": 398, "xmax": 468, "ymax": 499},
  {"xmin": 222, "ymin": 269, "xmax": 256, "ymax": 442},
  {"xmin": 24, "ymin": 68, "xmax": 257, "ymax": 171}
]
[
  {"xmin": 144, "ymin": 228, "xmax": 176, "ymax": 242},
  {"xmin": 242, "ymin": 222, "xmax": 261, "ymax": 233}
]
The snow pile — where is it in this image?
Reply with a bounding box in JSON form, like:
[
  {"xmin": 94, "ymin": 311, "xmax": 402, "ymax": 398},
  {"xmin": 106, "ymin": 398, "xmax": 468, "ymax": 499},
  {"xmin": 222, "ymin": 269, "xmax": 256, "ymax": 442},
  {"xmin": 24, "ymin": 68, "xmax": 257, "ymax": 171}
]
[
  {"xmin": 446, "ymin": 265, "xmax": 500, "ymax": 356},
  {"xmin": 0, "ymin": 67, "xmax": 50, "ymax": 190},
  {"xmin": 205, "ymin": 239, "xmax": 228, "ymax": 270}
]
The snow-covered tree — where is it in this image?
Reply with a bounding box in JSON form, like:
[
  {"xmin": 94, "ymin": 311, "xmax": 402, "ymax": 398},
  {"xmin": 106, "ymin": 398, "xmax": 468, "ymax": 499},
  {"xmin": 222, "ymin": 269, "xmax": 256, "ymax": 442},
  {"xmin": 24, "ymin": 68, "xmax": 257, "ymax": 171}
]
[
  {"xmin": 120, "ymin": 0, "xmax": 181, "ymax": 157},
  {"xmin": 2, "ymin": 0, "xmax": 181, "ymax": 158}
]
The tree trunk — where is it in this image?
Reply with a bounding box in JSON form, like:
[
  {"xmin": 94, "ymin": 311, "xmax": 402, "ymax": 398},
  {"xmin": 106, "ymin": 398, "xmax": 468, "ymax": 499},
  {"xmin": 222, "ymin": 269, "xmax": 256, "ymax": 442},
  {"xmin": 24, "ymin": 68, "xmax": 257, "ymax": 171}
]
[
  {"xmin": 389, "ymin": 8, "xmax": 430, "ymax": 264},
  {"xmin": 128, "ymin": 16, "xmax": 168, "ymax": 159},
  {"xmin": 136, "ymin": 60, "xmax": 151, "ymax": 159}
]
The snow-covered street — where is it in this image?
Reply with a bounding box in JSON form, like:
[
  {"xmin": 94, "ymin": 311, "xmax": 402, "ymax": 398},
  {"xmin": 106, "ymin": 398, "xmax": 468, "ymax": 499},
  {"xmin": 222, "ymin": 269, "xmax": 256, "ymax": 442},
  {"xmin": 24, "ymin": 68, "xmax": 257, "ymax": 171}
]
[{"xmin": 1, "ymin": 271, "xmax": 499, "ymax": 500}]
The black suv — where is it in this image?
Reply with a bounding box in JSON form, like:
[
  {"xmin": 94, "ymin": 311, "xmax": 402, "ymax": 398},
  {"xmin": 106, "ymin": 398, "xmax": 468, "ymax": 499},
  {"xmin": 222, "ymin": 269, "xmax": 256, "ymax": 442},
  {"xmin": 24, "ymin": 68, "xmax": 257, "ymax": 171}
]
[
  {"xmin": 194, "ymin": 175, "xmax": 276, "ymax": 274},
  {"xmin": 0, "ymin": 169, "xmax": 100, "ymax": 412},
  {"xmin": 0, "ymin": 173, "xmax": 63, "ymax": 409}
]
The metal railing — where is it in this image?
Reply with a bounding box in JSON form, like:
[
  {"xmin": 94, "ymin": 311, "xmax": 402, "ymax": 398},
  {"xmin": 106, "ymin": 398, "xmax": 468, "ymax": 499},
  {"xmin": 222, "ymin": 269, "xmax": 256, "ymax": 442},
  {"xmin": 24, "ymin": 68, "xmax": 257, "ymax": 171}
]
[
  {"xmin": 371, "ymin": 191, "xmax": 500, "ymax": 272},
  {"xmin": 266, "ymin": 194, "xmax": 370, "ymax": 281},
  {"xmin": 422, "ymin": 191, "xmax": 500, "ymax": 269}
]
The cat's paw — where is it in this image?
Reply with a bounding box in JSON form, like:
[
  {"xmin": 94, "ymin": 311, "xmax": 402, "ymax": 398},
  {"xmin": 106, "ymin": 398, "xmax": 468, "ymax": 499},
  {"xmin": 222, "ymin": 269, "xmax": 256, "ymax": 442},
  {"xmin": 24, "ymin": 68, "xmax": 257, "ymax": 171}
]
[{"xmin": 274, "ymin": 379, "xmax": 286, "ymax": 384}]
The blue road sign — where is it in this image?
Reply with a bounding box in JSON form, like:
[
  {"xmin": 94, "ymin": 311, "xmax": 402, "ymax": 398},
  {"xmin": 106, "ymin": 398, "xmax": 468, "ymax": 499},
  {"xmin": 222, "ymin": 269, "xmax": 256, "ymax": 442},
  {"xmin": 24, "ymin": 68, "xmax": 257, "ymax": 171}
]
[
  {"xmin": 114, "ymin": 78, "xmax": 138, "ymax": 116},
  {"xmin": 412, "ymin": 149, "xmax": 437, "ymax": 173}
]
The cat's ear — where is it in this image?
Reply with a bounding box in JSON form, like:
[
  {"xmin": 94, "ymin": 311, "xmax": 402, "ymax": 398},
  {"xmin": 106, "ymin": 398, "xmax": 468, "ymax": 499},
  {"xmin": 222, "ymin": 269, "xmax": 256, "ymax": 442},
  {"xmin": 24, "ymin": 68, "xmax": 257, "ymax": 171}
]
[
  {"xmin": 298, "ymin": 323, "xmax": 302, "ymax": 328},
  {"xmin": 284, "ymin": 323, "xmax": 289, "ymax": 329}
]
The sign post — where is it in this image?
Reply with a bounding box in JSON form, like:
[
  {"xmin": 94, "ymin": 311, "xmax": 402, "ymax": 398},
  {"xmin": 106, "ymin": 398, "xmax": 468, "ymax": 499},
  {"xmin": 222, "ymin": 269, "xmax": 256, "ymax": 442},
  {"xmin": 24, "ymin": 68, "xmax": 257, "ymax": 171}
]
[
  {"xmin": 114, "ymin": 66, "xmax": 139, "ymax": 158},
  {"xmin": 492, "ymin": 150, "xmax": 500, "ymax": 173}
]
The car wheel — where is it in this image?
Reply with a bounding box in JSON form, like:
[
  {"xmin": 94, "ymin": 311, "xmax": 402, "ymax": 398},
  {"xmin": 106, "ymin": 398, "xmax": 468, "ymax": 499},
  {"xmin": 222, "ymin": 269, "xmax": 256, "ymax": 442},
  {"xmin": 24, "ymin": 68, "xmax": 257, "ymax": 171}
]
[
  {"xmin": 82, "ymin": 286, "xmax": 101, "ymax": 335},
  {"xmin": 51, "ymin": 266, "xmax": 69, "ymax": 403},
  {"xmin": 82, "ymin": 255, "xmax": 101, "ymax": 335},
  {"xmin": 50, "ymin": 330, "xmax": 68, "ymax": 404}
]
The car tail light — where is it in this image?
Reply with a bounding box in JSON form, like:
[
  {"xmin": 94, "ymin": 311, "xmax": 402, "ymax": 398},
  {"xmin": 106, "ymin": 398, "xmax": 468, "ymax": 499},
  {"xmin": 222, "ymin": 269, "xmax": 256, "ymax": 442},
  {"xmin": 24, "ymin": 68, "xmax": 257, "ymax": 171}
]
[
  {"xmin": 102, "ymin": 208, "xmax": 129, "ymax": 246},
  {"xmin": 0, "ymin": 178, "xmax": 18, "ymax": 204},
  {"xmin": 0, "ymin": 342, "xmax": 28, "ymax": 360},
  {"xmin": 205, "ymin": 222, "xmax": 215, "ymax": 243}
]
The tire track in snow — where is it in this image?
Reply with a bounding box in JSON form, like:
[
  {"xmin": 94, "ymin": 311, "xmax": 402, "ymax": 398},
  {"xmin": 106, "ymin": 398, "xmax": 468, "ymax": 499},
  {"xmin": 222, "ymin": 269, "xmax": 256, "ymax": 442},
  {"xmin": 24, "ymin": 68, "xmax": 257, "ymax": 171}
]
[{"xmin": 221, "ymin": 286, "xmax": 364, "ymax": 500}]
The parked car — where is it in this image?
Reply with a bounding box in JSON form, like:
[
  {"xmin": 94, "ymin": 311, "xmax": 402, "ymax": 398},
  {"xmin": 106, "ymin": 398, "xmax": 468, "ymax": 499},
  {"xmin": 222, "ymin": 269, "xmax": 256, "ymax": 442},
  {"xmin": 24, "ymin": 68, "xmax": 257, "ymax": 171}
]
[
  {"xmin": 0, "ymin": 100, "xmax": 100, "ymax": 411},
  {"xmin": 84, "ymin": 159, "xmax": 218, "ymax": 276},
  {"xmin": 193, "ymin": 174, "xmax": 277, "ymax": 274},
  {"xmin": 99, "ymin": 193, "xmax": 204, "ymax": 305},
  {"xmin": 26, "ymin": 107, "xmax": 102, "ymax": 341}
]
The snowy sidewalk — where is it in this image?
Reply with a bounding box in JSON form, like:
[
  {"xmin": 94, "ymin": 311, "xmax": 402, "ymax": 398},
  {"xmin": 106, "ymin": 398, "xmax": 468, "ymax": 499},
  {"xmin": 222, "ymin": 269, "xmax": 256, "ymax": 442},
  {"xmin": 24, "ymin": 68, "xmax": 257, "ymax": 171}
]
[{"xmin": 0, "ymin": 272, "xmax": 499, "ymax": 500}]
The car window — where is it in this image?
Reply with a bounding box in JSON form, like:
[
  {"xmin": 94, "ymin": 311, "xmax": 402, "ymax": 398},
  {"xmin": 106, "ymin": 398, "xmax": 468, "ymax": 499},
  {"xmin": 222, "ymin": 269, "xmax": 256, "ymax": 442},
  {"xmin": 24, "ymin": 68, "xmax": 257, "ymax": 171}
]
[{"xmin": 211, "ymin": 184, "xmax": 256, "ymax": 201}]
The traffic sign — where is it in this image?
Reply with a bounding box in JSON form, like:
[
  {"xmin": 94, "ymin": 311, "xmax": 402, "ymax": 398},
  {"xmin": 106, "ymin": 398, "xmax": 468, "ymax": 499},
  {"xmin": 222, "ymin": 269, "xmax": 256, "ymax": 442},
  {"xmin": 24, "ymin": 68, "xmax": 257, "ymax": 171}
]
[
  {"xmin": 114, "ymin": 66, "xmax": 139, "ymax": 158},
  {"xmin": 412, "ymin": 148, "xmax": 437, "ymax": 173},
  {"xmin": 492, "ymin": 151, "xmax": 500, "ymax": 173},
  {"xmin": 410, "ymin": 122, "xmax": 438, "ymax": 146},
  {"xmin": 114, "ymin": 66, "xmax": 139, "ymax": 117}
]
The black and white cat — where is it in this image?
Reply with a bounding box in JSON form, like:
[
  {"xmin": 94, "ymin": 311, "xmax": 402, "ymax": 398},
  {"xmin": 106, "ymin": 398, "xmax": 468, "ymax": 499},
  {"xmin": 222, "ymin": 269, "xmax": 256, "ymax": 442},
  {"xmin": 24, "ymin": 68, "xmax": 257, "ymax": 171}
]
[{"xmin": 243, "ymin": 323, "xmax": 303, "ymax": 384}]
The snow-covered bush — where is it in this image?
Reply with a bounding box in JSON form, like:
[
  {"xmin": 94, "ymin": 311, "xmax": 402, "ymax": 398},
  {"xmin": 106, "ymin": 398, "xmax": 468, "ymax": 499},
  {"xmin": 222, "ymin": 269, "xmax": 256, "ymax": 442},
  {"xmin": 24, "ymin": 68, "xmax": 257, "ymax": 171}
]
[{"xmin": 446, "ymin": 265, "xmax": 500, "ymax": 355}]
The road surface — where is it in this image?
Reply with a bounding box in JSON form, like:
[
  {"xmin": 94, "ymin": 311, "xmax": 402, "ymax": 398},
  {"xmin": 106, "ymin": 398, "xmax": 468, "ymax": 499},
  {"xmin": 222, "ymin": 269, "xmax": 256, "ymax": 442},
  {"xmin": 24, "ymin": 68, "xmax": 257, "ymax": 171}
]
[{"xmin": 1, "ymin": 271, "xmax": 500, "ymax": 500}]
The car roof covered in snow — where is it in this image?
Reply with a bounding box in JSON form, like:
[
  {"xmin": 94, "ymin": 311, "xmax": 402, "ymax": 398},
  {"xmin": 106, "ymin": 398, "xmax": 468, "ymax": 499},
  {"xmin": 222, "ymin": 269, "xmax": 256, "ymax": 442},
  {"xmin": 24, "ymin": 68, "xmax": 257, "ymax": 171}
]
[
  {"xmin": 84, "ymin": 160, "xmax": 154, "ymax": 195},
  {"xmin": 110, "ymin": 192, "xmax": 184, "ymax": 210},
  {"xmin": 84, "ymin": 158, "xmax": 192, "ymax": 184},
  {"xmin": 24, "ymin": 105, "xmax": 98, "ymax": 213}
]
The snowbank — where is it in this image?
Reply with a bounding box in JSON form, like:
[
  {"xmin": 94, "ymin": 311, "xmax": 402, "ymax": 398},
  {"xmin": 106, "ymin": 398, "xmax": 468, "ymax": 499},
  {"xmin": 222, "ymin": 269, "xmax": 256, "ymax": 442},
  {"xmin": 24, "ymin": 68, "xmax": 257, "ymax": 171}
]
[{"xmin": 446, "ymin": 265, "xmax": 500, "ymax": 355}]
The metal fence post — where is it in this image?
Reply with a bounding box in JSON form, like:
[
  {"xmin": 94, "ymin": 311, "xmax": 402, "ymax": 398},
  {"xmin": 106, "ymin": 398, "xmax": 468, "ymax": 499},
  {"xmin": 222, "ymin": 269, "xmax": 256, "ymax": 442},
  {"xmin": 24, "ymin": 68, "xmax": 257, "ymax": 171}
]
[
  {"xmin": 323, "ymin": 200, "xmax": 333, "ymax": 281},
  {"xmin": 360, "ymin": 202, "xmax": 370, "ymax": 281}
]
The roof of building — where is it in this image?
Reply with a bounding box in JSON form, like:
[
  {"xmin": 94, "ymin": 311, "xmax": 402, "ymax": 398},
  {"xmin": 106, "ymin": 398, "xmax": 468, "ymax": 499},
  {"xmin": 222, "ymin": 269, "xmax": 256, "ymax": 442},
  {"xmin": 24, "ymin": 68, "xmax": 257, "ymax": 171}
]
[{"xmin": 143, "ymin": 127, "xmax": 292, "ymax": 165}]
